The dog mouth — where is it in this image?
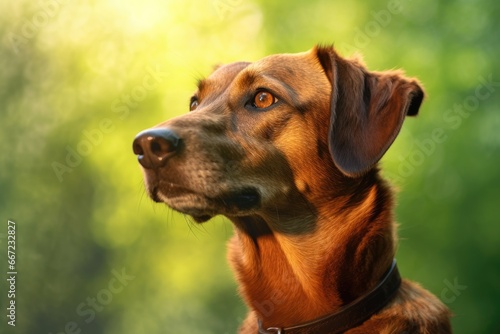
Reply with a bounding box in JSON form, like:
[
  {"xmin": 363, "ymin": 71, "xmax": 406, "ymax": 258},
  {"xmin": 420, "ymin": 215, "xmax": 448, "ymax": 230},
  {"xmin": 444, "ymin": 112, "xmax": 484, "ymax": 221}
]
[
  {"xmin": 151, "ymin": 182, "xmax": 261, "ymax": 222},
  {"xmin": 219, "ymin": 188, "xmax": 261, "ymax": 211}
]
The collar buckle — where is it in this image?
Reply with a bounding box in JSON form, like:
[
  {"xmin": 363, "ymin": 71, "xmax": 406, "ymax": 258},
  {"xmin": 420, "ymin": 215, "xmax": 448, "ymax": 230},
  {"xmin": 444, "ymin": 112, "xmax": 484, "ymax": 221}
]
[{"xmin": 258, "ymin": 320, "xmax": 283, "ymax": 334}]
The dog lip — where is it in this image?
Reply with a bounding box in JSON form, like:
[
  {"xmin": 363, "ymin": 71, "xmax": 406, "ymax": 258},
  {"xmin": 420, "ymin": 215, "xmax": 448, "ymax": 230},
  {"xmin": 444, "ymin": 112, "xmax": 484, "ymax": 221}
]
[
  {"xmin": 160, "ymin": 181, "xmax": 196, "ymax": 196},
  {"xmin": 151, "ymin": 182, "xmax": 261, "ymax": 219},
  {"xmin": 148, "ymin": 181, "xmax": 197, "ymax": 204},
  {"xmin": 156, "ymin": 182, "xmax": 260, "ymax": 210},
  {"xmin": 219, "ymin": 187, "xmax": 261, "ymax": 211}
]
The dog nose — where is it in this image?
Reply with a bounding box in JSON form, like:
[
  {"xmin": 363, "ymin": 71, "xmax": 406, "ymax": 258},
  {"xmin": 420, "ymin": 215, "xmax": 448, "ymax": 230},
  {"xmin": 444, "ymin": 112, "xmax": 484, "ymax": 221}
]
[{"xmin": 132, "ymin": 128, "xmax": 180, "ymax": 169}]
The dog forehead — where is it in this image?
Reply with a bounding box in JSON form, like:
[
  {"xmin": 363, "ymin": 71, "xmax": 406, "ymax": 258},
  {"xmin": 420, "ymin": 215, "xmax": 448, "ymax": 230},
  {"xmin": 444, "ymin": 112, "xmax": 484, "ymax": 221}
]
[
  {"xmin": 241, "ymin": 50, "xmax": 330, "ymax": 100},
  {"xmin": 204, "ymin": 49, "xmax": 320, "ymax": 86},
  {"xmin": 255, "ymin": 50, "xmax": 315, "ymax": 66},
  {"xmin": 208, "ymin": 62, "xmax": 250, "ymax": 82},
  {"xmin": 245, "ymin": 50, "xmax": 322, "ymax": 79},
  {"xmin": 199, "ymin": 62, "xmax": 251, "ymax": 94},
  {"xmin": 198, "ymin": 49, "xmax": 329, "ymax": 104}
]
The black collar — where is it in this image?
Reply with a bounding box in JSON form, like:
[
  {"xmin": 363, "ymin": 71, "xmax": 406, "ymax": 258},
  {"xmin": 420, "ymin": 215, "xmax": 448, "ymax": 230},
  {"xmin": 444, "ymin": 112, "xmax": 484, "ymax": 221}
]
[{"xmin": 258, "ymin": 259, "xmax": 401, "ymax": 334}]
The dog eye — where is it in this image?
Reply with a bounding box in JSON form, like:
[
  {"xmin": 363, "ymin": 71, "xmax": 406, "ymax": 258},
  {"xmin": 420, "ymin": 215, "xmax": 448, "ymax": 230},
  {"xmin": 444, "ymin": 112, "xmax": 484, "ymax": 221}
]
[
  {"xmin": 252, "ymin": 91, "xmax": 277, "ymax": 109},
  {"xmin": 190, "ymin": 97, "xmax": 199, "ymax": 111}
]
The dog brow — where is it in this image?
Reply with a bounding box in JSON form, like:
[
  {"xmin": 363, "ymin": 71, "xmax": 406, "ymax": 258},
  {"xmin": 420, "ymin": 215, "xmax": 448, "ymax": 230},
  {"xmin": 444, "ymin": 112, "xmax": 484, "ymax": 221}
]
[{"xmin": 197, "ymin": 78, "xmax": 206, "ymax": 92}]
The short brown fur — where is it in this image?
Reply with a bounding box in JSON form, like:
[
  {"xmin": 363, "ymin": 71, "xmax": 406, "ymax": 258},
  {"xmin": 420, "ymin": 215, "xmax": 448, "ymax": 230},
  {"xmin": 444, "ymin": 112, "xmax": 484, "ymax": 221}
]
[{"xmin": 134, "ymin": 45, "xmax": 452, "ymax": 333}]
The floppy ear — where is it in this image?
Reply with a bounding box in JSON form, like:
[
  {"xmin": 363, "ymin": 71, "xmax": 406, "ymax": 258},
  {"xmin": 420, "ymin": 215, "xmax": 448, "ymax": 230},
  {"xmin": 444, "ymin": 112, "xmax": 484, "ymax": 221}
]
[{"xmin": 316, "ymin": 46, "xmax": 424, "ymax": 177}]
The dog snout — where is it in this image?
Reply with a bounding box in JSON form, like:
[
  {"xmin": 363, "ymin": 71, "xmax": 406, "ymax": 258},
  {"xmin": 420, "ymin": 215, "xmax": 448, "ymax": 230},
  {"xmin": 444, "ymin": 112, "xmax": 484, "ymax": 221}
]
[{"xmin": 132, "ymin": 128, "xmax": 180, "ymax": 169}]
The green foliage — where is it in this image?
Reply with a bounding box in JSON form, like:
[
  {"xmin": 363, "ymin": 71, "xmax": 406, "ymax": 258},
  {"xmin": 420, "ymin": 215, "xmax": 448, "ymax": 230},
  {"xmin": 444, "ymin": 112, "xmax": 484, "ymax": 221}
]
[{"xmin": 0, "ymin": 0, "xmax": 498, "ymax": 333}]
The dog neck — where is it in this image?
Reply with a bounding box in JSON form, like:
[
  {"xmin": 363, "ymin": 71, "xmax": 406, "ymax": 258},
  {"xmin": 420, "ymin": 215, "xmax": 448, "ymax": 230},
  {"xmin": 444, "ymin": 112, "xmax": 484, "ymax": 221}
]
[{"xmin": 228, "ymin": 172, "xmax": 396, "ymax": 328}]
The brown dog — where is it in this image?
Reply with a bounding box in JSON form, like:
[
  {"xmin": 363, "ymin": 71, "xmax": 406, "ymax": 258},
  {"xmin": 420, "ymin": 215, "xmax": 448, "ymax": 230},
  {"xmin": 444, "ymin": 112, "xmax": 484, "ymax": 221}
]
[{"xmin": 132, "ymin": 45, "xmax": 452, "ymax": 333}]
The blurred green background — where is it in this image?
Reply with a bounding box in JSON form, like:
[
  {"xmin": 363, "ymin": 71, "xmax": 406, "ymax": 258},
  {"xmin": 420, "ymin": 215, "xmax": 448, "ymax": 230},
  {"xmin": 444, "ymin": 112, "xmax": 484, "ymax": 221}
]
[{"xmin": 0, "ymin": 0, "xmax": 498, "ymax": 333}]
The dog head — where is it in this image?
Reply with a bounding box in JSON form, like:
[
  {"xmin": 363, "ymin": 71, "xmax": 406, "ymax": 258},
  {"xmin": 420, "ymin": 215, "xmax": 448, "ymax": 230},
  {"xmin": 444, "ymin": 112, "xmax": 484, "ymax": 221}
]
[{"xmin": 132, "ymin": 46, "xmax": 424, "ymax": 225}]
